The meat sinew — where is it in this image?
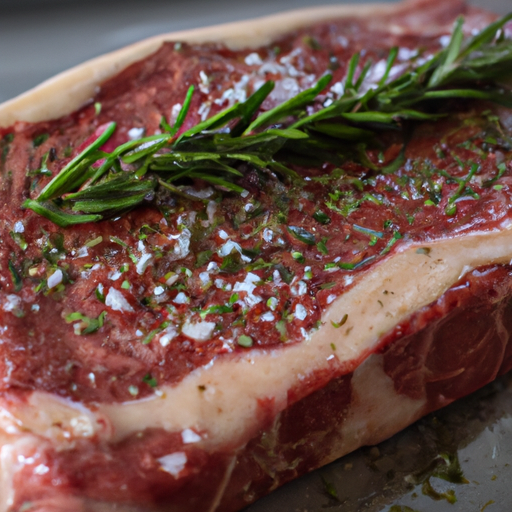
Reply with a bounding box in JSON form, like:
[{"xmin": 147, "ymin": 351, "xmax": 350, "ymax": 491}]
[{"xmin": 1, "ymin": 1, "xmax": 512, "ymax": 511}]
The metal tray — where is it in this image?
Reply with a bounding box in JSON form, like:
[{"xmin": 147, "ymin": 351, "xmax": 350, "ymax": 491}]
[{"xmin": 247, "ymin": 372, "xmax": 512, "ymax": 512}]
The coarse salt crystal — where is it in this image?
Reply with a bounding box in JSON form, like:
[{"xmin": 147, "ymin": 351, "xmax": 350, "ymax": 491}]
[
  {"xmin": 159, "ymin": 325, "xmax": 178, "ymax": 347},
  {"xmin": 76, "ymin": 246, "xmax": 89, "ymax": 258},
  {"xmin": 181, "ymin": 429, "xmax": 202, "ymax": 444},
  {"xmin": 33, "ymin": 464, "xmax": 49, "ymax": 475},
  {"xmin": 245, "ymin": 52, "xmax": 263, "ymax": 66},
  {"xmin": 207, "ymin": 262, "xmax": 219, "ymax": 272},
  {"xmin": 263, "ymin": 228, "xmax": 273, "ymax": 243},
  {"xmin": 136, "ymin": 253, "xmax": 153, "ymax": 275},
  {"xmin": 3, "ymin": 294, "xmax": 21, "ymax": 313},
  {"xmin": 109, "ymin": 270, "xmax": 122, "ymax": 281},
  {"xmin": 292, "ymin": 280, "xmax": 308, "ymax": 296},
  {"xmin": 326, "ymin": 294, "xmax": 336, "ymax": 304},
  {"xmin": 47, "ymin": 269, "xmax": 63, "ymax": 289},
  {"xmin": 199, "ymin": 272, "xmax": 210, "ymax": 285},
  {"xmin": 170, "ymin": 103, "xmax": 182, "ymax": 123},
  {"xmin": 158, "ymin": 452, "xmax": 187, "ymax": 478},
  {"xmin": 127, "ymin": 127, "xmax": 144, "ymax": 140},
  {"xmin": 295, "ymin": 304, "xmax": 307, "ymax": 321},
  {"xmin": 165, "ymin": 273, "xmax": 179, "ymax": 286},
  {"xmin": 173, "ymin": 292, "xmax": 189, "ymax": 305},
  {"xmin": 172, "ymin": 229, "xmax": 191, "ymax": 260},
  {"xmin": 343, "ymin": 275, "xmax": 354, "ymax": 286},
  {"xmin": 218, "ymin": 240, "xmax": 250, "ymax": 262},
  {"xmin": 261, "ymin": 312, "xmax": 275, "ymax": 322},
  {"xmin": 105, "ymin": 288, "xmax": 134, "ymax": 313},
  {"xmin": 182, "ymin": 320, "xmax": 216, "ymax": 342}
]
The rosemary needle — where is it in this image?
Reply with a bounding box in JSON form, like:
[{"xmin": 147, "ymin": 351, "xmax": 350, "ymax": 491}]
[{"xmin": 23, "ymin": 13, "xmax": 512, "ymax": 227}]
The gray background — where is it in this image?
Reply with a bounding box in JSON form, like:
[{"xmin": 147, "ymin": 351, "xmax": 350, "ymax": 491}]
[
  {"xmin": 0, "ymin": 0, "xmax": 510, "ymax": 103},
  {"xmin": 2, "ymin": 1, "xmax": 512, "ymax": 511}
]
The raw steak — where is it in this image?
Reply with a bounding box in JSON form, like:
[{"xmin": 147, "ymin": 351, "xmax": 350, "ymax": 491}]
[{"xmin": 0, "ymin": 1, "xmax": 511, "ymax": 511}]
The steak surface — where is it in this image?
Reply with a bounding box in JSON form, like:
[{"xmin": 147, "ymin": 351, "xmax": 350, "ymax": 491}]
[{"xmin": 0, "ymin": 0, "xmax": 512, "ymax": 511}]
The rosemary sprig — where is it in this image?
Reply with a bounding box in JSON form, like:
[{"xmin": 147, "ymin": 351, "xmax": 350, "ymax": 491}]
[{"xmin": 23, "ymin": 13, "xmax": 512, "ymax": 227}]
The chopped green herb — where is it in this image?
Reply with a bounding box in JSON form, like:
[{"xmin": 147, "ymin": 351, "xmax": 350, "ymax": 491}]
[
  {"xmin": 292, "ymin": 251, "xmax": 305, "ymax": 263},
  {"xmin": 380, "ymin": 231, "xmax": 402, "ymax": 255},
  {"xmin": 481, "ymin": 500, "xmax": 495, "ymax": 512},
  {"xmin": 141, "ymin": 321, "xmax": 170, "ymax": 345},
  {"xmin": 28, "ymin": 151, "xmax": 53, "ymax": 177},
  {"xmin": 483, "ymin": 161, "xmax": 507, "ymax": 187},
  {"xmin": 238, "ymin": 334, "xmax": 253, "ymax": 347},
  {"xmin": 196, "ymin": 250, "xmax": 213, "ymax": 267},
  {"xmin": 331, "ymin": 313, "xmax": 348, "ymax": 328},
  {"xmin": 444, "ymin": 162, "xmax": 480, "ymax": 216},
  {"xmin": 121, "ymin": 280, "xmax": 131, "ymax": 290},
  {"xmin": 320, "ymin": 476, "xmax": 340, "ymax": 501},
  {"xmin": 142, "ymin": 374, "xmax": 158, "ymax": 388},
  {"xmin": 275, "ymin": 319, "xmax": 287, "ymax": 339},
  {"xmin": 181, "ymin": 267, "xmax": 193, "ymax": 278},
  {"xmin": 110, "ymin": 236, "xmax": 138, "ymax": 264},
  {"xmin": 353, "ymin": 224, "xmax": 383, "ymax": 239},
  {"xmin": 10, "ymin": 232, "xmax": 28, "ymax": 251},
  {"xmin": 95, "ymin": 285, "xmax": 105, "ymax": 303},
  {"xmin": 313, "ymin": 210, "xmax": 331, "ymax": 224},
  {"xmin": 274, "ymin": 263, "xmax": 294, "ymax": 284},
  {"xmin": 33, "ymin": 133, "xmax": 49, "ymax": 147},
  {"xmin": 287, "ymin": 226, "xmax": 316, "ymax": 245},
  {"xmin": 303, "ymin": 35, "xmax": 322, "ymax": 50},
  {"xmin": 8, "ymin": 260, "xmax": 22, "ymax": 292},
  {"xmin": 267, "ymin": 297, "xmax": 278, "ymax": 310},
  {"xmin": 317, "ymin": 238, "xmax": 329, "ymax": 255},
  {"xmin": 65, "ymin": 310, "xmax": 106, "ymax": 335},
  {"xmin": 200, "ymin": 304, "xmax": 233, "ymax": 319},
  {"xmin": 85, "ymin": 236, "xmax": 103, "ymax": 248},
  {"xmin": 422, "ymin": 478, "xmax": 457, "ymax": 504}
]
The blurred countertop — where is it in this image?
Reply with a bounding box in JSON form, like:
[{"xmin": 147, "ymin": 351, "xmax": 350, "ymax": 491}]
[{"xmin": 0, "ymin": 0, "xmax": 510, "ymax": 103}]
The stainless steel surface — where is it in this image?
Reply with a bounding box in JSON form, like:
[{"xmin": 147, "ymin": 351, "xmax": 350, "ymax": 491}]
[
  {"xmin": 246, "ymin": 373, "xmax": 512, "ymax": 512},
  {"xmin": 1, "ymin": 1, "xmax": 512, "ymax": 511}
]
